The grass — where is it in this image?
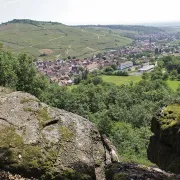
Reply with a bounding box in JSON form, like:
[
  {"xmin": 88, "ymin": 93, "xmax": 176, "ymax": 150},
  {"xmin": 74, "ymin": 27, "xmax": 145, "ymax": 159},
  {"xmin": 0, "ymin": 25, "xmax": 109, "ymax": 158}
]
[
  {"xmin": 0, "ymin": 21, "xmax": 132, "ymax": 60},
  {"xmin": 101, "ymin": 75, "xmax": 142, "ymax": 86},
  {"xmin": 68, "ymin": 76, "xmax": 180, "ymax": 91},
  {"xmin": 167, "ymin": 80, "xmax": 180, "ymax": 91},
  {"xmin": 101, "ymin": 75, "xmax": 180, "ymax": 91}
]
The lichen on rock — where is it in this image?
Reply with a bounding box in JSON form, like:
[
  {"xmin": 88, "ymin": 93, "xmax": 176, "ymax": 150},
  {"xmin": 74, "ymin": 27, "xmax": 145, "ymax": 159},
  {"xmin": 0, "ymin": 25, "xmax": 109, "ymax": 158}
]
[
  {"xmin": 0, "ymin": 88, "xmax": 119, "ymax": 180},
  {"xmin": 148, "ymin": 104, "xmax": 180, "ymax": 174}
]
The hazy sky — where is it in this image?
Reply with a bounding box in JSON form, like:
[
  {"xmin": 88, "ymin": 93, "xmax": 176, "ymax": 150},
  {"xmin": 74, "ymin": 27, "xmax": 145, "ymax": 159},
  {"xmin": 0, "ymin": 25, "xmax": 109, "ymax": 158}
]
[{"xmin": 1, "ymin": 0, "xmax": 180, "ymax": 25}]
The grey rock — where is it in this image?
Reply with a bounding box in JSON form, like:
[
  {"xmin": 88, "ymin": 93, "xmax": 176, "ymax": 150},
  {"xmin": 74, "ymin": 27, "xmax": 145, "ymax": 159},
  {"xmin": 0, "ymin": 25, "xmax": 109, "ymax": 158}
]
[{"xmin": 0, "ymin": 89, "xmax": 119, "ymax": 180}]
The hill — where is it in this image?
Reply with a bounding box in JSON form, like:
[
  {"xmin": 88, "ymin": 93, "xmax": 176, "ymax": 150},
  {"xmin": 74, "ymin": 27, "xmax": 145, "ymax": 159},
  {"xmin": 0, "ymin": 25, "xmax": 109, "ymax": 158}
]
[
  {"xmin": 0, "ymin": 19, "xmax": 132, "ymax": 60},
  {"xmin": 77, "ymin": 24, "xmax": 165, "ymax": 39},
  {"xmin": 78, "ymin": 24, "xmax": 164, "ymax": 34}
]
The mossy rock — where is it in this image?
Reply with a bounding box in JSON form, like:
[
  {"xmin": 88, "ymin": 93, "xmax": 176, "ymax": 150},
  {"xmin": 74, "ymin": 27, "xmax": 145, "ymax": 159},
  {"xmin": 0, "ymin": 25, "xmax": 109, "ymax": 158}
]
[
  {"xmin": 160, "ymin": 104, "xmax": 180, "ymax": 130},
  {"xmin": 0, "ymin": 90, "xmax": 118, "ymax": 179},
  {"xmin": 113, "ymin": 172, "xmax": 128, "ymax": 180}
]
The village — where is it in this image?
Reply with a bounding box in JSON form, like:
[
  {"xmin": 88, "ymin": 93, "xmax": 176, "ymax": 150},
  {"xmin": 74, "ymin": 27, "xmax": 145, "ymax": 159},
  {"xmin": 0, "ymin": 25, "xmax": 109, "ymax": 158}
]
[{"xmin": 34, "ymin": 31, "xmax": 180, "ymax": 86}]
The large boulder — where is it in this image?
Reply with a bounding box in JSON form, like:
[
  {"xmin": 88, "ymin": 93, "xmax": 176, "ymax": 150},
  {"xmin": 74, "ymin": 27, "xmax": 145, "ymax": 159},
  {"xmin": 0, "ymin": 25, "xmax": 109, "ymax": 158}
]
[
  {"xmin": 148, "ymin": 104, "xmax": 180, "ymax": 174},
  {"xmin": 105, "ymin": 163, "xmax": 175, "ymax": 180},
  {"xmin": 0, "ymin": 88, "xmax": 119, "ymax": 180}
]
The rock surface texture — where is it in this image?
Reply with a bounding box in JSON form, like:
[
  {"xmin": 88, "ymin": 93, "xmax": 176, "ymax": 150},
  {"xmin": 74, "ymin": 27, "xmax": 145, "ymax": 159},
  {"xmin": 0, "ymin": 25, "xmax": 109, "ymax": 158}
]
[
  {"xmin": 105, "ymin": 163, "xmax": 177, "ymax": 180},
  {"xmin": 0, "ymin": 88, "xmax": 119, "ymax": 180},
  {"xmin": 148, "ymin": 104, "xmax": 180, "ymax": 174}
]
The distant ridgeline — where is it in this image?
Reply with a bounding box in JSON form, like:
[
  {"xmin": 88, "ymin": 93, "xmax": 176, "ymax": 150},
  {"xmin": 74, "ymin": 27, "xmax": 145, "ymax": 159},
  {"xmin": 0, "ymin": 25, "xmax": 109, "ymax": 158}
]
[
  {"xmin": 3, "ymin": 19, "xmax": 62, "ymax": 26},
  {"xmin": 76, "ymin": 25, "xmax": 164, "ymax": 34}
]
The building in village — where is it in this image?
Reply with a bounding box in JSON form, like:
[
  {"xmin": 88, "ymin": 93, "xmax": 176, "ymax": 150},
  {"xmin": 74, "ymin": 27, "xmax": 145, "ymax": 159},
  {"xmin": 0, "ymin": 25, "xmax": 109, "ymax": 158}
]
[
  {"xmin": 118, "ymin": 61, "xmax": 133, "ymax": 70},
  {"xmin": 138, "ymin": 65, "xmax": 155, "ymax": 73}
]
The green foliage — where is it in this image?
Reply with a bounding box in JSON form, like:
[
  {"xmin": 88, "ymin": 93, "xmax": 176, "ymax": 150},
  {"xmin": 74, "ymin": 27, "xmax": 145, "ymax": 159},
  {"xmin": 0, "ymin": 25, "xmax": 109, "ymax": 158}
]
[
  {"xmin": 142, "ymin": 72, "xmax": 149, "ymax": 80},
  {"xmin": 103, "ymin": 66, "xmax": 114, "ymax": 73},
  {"xmin": 114, "ymin": 71, "xmax": 128, "ymax": 76},
  {"xmin": 110, "ymin": 122, "xmax": 152, "ymax": 163},
  {"xmin": 0, "ymin": 42, "xmax": 3, "ymax": 49},
  {"xmin": 0, "ymin": 50, "xmax": 18, "ymax": 88},
  {"xmin": 111, "ymin": 64, "xmax": 117, "ymax": 71},
  {"xmin": 16, "ymin": 53, "xmax": 36, "ymax": 92},
  {"xmin": 162, "ymin": 72, "xmax": 169, "ymax": 80},
  {"xmin": 1, "ymin": 50, "xmax": 180, "ymax": 166},
  {"xmin": 160, "ymin": 104, "xmax": 180, "ymax": 130},
  {"xmin": 170, "ymin": 69, "xmax": 178, "ymax": 77},
  {"xmin": 151, "ymin": 69, "xmax": 163, "ymax": 80}
]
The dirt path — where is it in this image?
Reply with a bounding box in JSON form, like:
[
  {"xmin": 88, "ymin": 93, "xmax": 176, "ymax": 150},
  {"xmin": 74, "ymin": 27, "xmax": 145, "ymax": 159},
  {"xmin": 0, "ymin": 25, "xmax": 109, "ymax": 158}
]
[{"xmin": 86, "ymin": 47, "xmax": 95, "ymax": 51}]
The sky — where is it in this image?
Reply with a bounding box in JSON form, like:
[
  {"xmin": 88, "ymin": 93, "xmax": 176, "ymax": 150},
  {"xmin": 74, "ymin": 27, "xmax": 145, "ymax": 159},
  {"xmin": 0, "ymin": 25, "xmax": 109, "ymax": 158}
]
[{"xmin": 1, "ymin": 0, "xmax": 180, "ymax": 25}]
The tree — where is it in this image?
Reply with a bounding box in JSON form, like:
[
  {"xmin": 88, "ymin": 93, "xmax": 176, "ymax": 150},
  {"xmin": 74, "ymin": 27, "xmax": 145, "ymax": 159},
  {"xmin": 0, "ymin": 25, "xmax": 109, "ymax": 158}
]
[
  {"xmin": 104, "ymin": 66, "xmax": 114, "ymax": 73},
  {"xmin": 155, "ymin": 48, "xmax": 159, "ymax": 55},
  {"xmin": 151, "ymin": 70, "xmax": 163, "ymax": 80},
  {"xmin": 91, "ymin": 77, "xmax": 103, "ymax": 85},
  {"xmin": 142, "ymin": 72, "xmax": 149, "ymax": 80},
  {"xmin": 0, "ymin": 50, "xmax": 18, "ymax": 88},
  {"xmin": 170, "ymin": 75, "xmax": 176, "ymax": 81},
  {"xmin": 170, "ymin": 70, "xmax": 178, "ymax": 78},
  {"xmin": 177, "ymin": 74, "xmax": 180, "ymax": 81},
  {"xmin": 16, "ymin": 53, "xmax": 37, "ymax": 92},
  {"xmin": 82, "ymin": 69, "xmax": 88, "ymax": 80},
  {"xmin": 0, "ymin": 42, "xmax": 3, "ymax": 49},
  {"xmin": 111, "ymin": 64, "xmax": 117, "ymax": 71},
  {"xmin": 162, "ymin": 73, "xmax": 169, "ymax": 81}
]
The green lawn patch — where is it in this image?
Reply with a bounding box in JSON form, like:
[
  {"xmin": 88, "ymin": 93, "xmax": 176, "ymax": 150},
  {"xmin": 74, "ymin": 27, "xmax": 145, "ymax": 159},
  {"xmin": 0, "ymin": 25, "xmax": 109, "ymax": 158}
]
[
  {"xmin": 167, "ymin": 80, "xmax": 180, "ymax": 91},
  {"xmin": 101, "ymin": 75, "xmax": 142, "ymax": 86}
]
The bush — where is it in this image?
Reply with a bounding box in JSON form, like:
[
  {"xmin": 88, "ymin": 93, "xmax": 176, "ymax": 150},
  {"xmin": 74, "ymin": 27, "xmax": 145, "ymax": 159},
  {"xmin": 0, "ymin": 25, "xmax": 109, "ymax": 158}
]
[
  {"xmin": 114, "ymin": 71, "xmax": 128, "ymax": 76},
  {"xmin": 103, "ymin": 66, "xmax": 114, "ymax": 73},
  {"xmin": 170, "ymin": 75, "xmax": 176, "ymax": 81}
]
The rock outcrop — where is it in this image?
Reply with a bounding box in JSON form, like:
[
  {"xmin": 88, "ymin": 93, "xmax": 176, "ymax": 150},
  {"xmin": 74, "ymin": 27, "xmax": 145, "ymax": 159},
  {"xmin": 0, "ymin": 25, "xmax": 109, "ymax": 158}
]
[
  {"xmin": 148, "ymin": 104, "xmax": 180, "ymax": 174},
  {"xmin": 105, "ymin": 163, "xmax": 176, "ymax": 180},
  {"xmin": 0, "ymin": 87, "xmax": 119, "ymax": 180}
]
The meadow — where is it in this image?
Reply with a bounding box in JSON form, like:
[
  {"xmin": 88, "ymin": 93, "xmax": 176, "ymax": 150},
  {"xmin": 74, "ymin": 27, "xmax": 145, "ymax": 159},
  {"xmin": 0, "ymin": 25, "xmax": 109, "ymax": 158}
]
[
  {"xmin": 101, "ymin": 75, "xmax": 141, "ymax": 86},
  {"xmin": 100, "ymin": 75, "xmax": 180, "ymax": 91}
]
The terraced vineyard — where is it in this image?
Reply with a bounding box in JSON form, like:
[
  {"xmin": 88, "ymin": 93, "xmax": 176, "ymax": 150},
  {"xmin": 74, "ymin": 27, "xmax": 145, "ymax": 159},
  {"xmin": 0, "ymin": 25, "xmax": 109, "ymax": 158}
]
[{"xmin": 0, "ymin": 20, "xmax": 132, "ymax": 60}]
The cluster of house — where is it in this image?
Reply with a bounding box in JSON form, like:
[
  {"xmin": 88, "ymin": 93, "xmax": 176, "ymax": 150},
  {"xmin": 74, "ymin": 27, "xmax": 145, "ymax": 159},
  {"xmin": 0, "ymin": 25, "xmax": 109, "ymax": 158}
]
[
  {"xmin": 34, "ymin": 57, "xmax": 118, "ymax": 86},
  {"xmin": 35, "ymin": 32, "xmax": 172, "ymax": 86},
  {"xmin": 34, "ymin": 44, "xmax": 160, "ymax": 86}
]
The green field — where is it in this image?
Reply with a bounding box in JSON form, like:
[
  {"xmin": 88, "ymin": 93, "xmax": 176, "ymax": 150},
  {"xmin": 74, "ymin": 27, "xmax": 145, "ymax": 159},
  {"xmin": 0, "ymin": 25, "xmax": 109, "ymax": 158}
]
[
  {"xmin": 101, "ymin": 75, "xmax": 142, "ymax": 86},
  {"xmin": 101, "ymin": 75, "xmax": 180, "ymax": 91},
  {"xmin": 167, "ymin": 80, "xmax": 180, "ymax": 91},
  {"xmin": 0, "ymin": 20, "xmax": 132, "ymax": 60},
  {"xmin": 68, "ymin": 76, "xmax": 180, "ymax": 91}
]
